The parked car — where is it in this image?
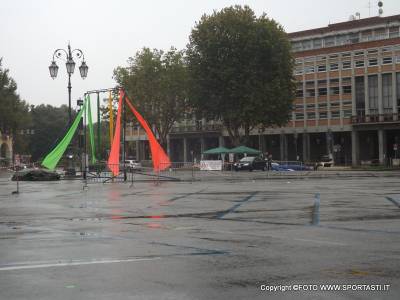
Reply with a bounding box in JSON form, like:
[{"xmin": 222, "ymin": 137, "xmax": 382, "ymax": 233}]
[
  {"xmin": 233, "ymin": 156, "xmax": 267, "ymax": 171},
  {"xmin": 123, "ymin": 160, "xmax": 142, "ymax": 171},
  {"xmin": 271, "ymin": 162, "xmax": 312, "ymax": 171},
  {"xmin": 316, "ymin": 154, "xmax": 333, "ymax": 168}
]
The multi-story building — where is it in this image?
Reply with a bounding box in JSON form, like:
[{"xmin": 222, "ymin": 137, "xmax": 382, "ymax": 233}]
[{"xmin": 126, "ymin": 14, "xmax": 400, "ymax": 166}]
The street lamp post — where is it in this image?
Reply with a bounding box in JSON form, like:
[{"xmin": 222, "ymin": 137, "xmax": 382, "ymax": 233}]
[
  {"xmin": 49, "ymin": 43, "xmax": 88, "ymax": 125},
  {"xmin": 49, "ymin": 43, "xmax": 88, "ymax": 176}
]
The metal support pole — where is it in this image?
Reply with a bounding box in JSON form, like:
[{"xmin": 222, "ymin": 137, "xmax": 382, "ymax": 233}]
[
  {"xmin": 83, "ymin": 94, "xmax": 87, "ymax": 181},
  {"xmin": 68, "ymin": 74, "xmax": 72, "ymax": 126},
  {"xmin": 123, "ymin": 93, "xmax": 127, "ymax": 182},
  {"xmin": 97, "ymin": 92, "xmax": 101, "ymax": 160}
]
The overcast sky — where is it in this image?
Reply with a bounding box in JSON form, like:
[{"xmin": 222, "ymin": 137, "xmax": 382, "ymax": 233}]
[{"xmin": 1, "ymin": 0, "xmax": 399, "ymax": 108}]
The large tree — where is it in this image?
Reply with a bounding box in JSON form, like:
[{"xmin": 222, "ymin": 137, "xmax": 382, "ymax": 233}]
[
  {"xmin": 114, "ymin": 47, "xmax": 188, "ymax": 148},
  {"xmin": 29, "ymin": 104, "xmax": 69, "ymax": 161},
  {"xmin": 187, "ymin": 5, "xmax": 295, "ymax": 146},
  {"xmin": 0, "ymin": 58, "xmax": 31, "ymax": 156}
]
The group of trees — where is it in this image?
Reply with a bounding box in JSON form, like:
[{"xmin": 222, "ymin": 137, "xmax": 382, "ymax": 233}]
[
  {"xmin": 0, "ymin": 59, "xmax": 31, "ymax": 157},
  {"xmin": 114, "ymin": 5, "xmax": 294, "ymax": 147},
  {"xmin": 1, "ymin": 59, "xmax": 70, "ymax": 161}
]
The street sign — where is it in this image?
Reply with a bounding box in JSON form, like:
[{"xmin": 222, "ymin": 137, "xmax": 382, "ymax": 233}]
[{"xmin": 394, "ymin": 143, "xmax": 398, "ymax": 151}]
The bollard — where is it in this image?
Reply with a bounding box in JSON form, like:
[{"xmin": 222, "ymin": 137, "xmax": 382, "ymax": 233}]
[
  {"xmin": 312, "ymin": 193, "xmax": 320, "ymax": 225},
  {"xmin": 12, "ymin": 174, "xmax": 19, "ymax": 194}
]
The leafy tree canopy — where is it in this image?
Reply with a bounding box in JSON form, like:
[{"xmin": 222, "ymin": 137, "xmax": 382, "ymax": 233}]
[
  {"xmin": 0, "ymin": 58, "xmax": 30, "ymax": 136},
  {"xmin": 114, "ymin": 47, "xmax": 188, "ymax": 148},
  {"xmin": 187, "ymin": 5, "xmax": 295, "ymax": 145}
]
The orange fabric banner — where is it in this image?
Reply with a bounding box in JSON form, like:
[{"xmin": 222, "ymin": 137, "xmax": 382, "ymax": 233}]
[
  {"xmin": 124, "ymin": 91, "xmax": 171, "ymax": 172},
  {"xmin": 107, "ymin": 90, "xmax": 123, "ymax": 176}
]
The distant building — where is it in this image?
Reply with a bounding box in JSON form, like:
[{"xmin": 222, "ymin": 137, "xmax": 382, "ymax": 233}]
[
  {"xmin": 0, "ymin": 130, "xmax": 13, "ymax": 166},
  {"xmin": 126, "ymin": 14, "xmax": 400, "ymax": 166}
]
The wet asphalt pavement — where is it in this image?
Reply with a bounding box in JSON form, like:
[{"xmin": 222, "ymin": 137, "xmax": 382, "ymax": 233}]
[{"xmin": 0, "ymin": 170, "xmax": 400, "ymax": 299}]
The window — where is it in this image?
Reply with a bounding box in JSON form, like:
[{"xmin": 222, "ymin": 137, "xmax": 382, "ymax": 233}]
[
  {"xmin": 292, "ymin": 42, "xmax": 302, "ymax": 52},
  {"xmin": 318, "ymin": 88, "xmax": 327, "ymax": 96},
  {"xmin": 382, "ymin": 57, "xmax": 393, "ymax": 64},
  {"xmin": 295, "ymin": 113, "xmax": 304, "ymax": 120},
  {"xmin": 296, "ymin": 89, "xmax": 303, "ymax": 98},
  {"xmin": 342, "ymin": 85, "xmax": 352, "ymax": 94},
  {"xmin": 295, "ymin": 103, "xmax": 304, "ymax": 110},
  {"xmin": 354, "ymin": 51, "xmax": 364, "ymax": 56},
  {"xmin": 313, "ymin": 39, "xmax": 322, "ymax": 49},
  {"xmin": 295, "ymin": 68, "xmax": 303, "ymax": 75},
  {"xmin": 389, "ymin": 26, "xmax": 399, "ymax": 38},
  {"xmin": 342, "ymin": 52, "xmax": 351, "ymax": 58},
  {"xmin": 306, "ymin": 89, "xmax": 315, "ymax": 97},
  {"xmin": 306, "ymin": 103, "xmax": 315, "ymax": 109},
  {"xmin": 349, "ymin": 33, "xmax": 359, "ymax": 44},
  {"xmin": 342, "ymin": 61, "xmax": 351, "ymax": 69},
  {"xmin": 368, "ymin": 58, "xmax": 378, "ymax": 66},
  {"xmin": 367, "ymin": 49, "xmax": 378, "ymax": 54},
  {"xmin": 325, "ymin": 36, "xmax": 335, "ymax": 47},
  {"xmin": 304, "ymin": 57, "xmax": 315, "ymax": 63},
  {"xmin": 317, "ymin": 65, "xmax": 326, "ymax": 72},
  {"xmin": 329, "ymin": 54, "xmax": 339, "ymax": 59},
  {"xmin": 355, "ymin": 76, "xmax": 365, "ymax": 113},
  {"xmin": 355, "ymin": 60, "xmax": 365, "ymax": 68},
  {"xmin": 318, "ymin": 102, "xmax": 328, "ymax": 108},
  {"xmin": 342, "ymin": 100, "xmax": 352, "ymax": 106},
  {"xmin": 374, "ymin": 28, "xmax": 386, "ymax": 40},
  {"xmin": 368, "ymin": 75, "xmax": 378, "ymax": 109},
  {"xmin": 307, "ymin": 112, "xmax": 316, "ymax": 119},
  {"xmin": 302, "ymin": 40, "xmax": 312, "ymax": 50},
  {"xmin": 319, "ymin": 112, "xmax": 327, "ymax": 119},
  {"xmin": 305, "ymin": 81, "xmax": 315, "ymax": 88},
  {"xmin": 331, "ymin": 111, "xmax": 340, "ymax": 119},
  {"xmin": 330, "ymin": 63, "xmax": 339, "ymax": 71},
  {"xmin": 330, "ymin": 86, "xmax": 340, "ymax": 95},
  {"xmin": 318, "ymin": 79, "xmax": 327, "ymax": 85},
  {"xmin": 305, "ymin": 66, "xmax": 315, "ymax": 73},
  {"xmin": 382, "ymin": 73, "xmax": 393, "ymax": 109},
  {"xmin": 342, "ymin": 77, "xmax": 351, "ymax": 84},
  {"xmin": 330, "ymin": 78, "xmax": 339, "ymax": 85},
  {"xmin": 337, "ymin": 34, "xmax": 348, "ymax": 45},
  {"xmin": 396, "ymin": 56, "xmax": 400, "ymax": 64},
  {"xmin": 343, "ymin": 110, "xmax": 352, "ymax": 118},
  {"xmin": 330, "ymin": 101, "xmax": 340, "ymax": 107}
]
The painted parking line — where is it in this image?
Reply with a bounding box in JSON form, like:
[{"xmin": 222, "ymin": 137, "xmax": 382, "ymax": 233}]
[
  {"xmin": 216, "ymin": 191, "xmax": 259, "ymax": 219},
  {"xmin": 385, "ymin": 196, "xmax": 400, "ymax": 208},
  {"xmin": 0, "ymin": 257, "xmax": 161, "ymax": 271}
]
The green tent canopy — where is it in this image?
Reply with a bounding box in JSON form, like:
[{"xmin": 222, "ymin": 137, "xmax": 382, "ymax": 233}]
[
  {"xmin": 229, "ymin": 145, "xmax": 261, "ymax": 155},
  {"xmin": 203, "ymin": 146, "xmax": 231, "ymax": 154}
]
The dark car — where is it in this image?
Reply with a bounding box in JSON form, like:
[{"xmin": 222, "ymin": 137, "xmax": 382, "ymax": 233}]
[
  {"xmin": 316, "ymin": 154, "xmax": 333, "ymax": 168},
  {"xmin": 233, "ymin": 156, "xmax": 267, "ymax": 171}
]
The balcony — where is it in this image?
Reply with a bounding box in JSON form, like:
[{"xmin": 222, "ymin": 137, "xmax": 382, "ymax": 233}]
[{"xmin": 351, "ymin": 113, "xmax": 399, "ymax": 124}]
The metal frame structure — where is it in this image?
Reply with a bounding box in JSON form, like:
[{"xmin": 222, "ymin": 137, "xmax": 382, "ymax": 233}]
[{"xmin": 81, "ymin": 87, "xmax": 127, "ymax": 182}]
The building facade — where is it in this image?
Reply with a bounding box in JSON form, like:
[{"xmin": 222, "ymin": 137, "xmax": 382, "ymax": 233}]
[
  {"xmin": 126, "ymin": 14, "xmax": 400, "ymax": 166},
  {"xmin": 0, "ymin": 130, "xmax": 13, "ymax": 166}
]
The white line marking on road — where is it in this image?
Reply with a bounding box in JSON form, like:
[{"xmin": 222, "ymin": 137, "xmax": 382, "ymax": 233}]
[{"xmin": 0, "ymin": 257, "xmax": 161, "ymax": 271}]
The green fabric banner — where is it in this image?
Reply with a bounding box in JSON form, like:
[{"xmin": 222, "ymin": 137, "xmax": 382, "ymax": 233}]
[
  {"xmin": 41, "ymin": 101, "xmax": 86, "ymax": 170},
  {"xmin": 87, "ymin": 95, "xmax": 97, "ymax": 164}
]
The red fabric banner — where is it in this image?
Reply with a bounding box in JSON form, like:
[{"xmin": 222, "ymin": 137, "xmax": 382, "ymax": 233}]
[
  {"xmin": 124, "ymin": 92, "xmax": 171, "ymax": 171},
  {"xmin": 107, "ymin": 90, "xmax": 123, "ymax": 176}
]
